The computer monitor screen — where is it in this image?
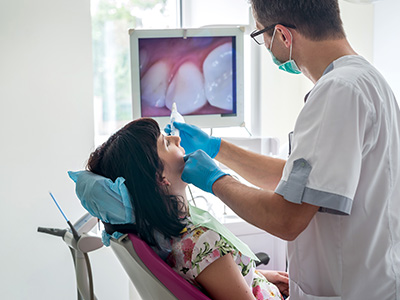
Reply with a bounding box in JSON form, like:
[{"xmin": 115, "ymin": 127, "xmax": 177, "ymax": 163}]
[{"xmin": 129, "ymin": 27, "xmax": 244, "ymax": 128}]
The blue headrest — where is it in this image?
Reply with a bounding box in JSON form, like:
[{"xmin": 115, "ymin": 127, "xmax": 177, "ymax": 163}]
[{"xmin": 68, "ymin": 170, "xmax": 135, "ymax": 245}]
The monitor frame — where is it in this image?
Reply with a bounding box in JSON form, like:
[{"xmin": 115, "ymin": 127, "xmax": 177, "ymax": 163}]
[{"xmin": 129, "ymin": 26, "xmax": 245, "ymax": 129}]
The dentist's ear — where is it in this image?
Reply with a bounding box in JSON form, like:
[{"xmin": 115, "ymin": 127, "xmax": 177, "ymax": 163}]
[{"xmin": 275, "ymin": 24, "xmax": 293, "ymax": 48}]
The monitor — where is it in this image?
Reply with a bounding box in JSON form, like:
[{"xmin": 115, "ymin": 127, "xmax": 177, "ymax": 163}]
[{"xmin": 129, "ymin": 27, "xmax": 245, "ymax": 129}]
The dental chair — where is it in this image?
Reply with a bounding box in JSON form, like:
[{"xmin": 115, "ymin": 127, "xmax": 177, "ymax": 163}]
[
  {"xmin": 110, "ymin": 233, "xmax": 211, "ymax": 300},
  {"xmin": 68, "ymin": 170, "xmax": 270, "ymax": 300}
]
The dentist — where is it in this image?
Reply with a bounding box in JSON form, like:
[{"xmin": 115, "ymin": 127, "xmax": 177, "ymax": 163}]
[{"xmin": 166, "ymin": 0, "xmax": 400, "ymax": 299}]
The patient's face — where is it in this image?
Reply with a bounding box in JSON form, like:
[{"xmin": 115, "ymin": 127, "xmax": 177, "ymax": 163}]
[{"xmin": 157, "ymin": 134, "xmax": 186, "ymax": 189}]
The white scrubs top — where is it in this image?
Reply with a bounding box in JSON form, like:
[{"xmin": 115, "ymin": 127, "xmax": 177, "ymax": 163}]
[{"xmin": 276, "ymin": 55, "xmax": 400, "ymax": 300}]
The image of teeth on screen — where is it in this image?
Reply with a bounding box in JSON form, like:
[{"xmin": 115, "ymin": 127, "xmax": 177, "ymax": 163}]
[{"xmin": 139, "ymin": 36, "xmax": 237, "ymax": 117}]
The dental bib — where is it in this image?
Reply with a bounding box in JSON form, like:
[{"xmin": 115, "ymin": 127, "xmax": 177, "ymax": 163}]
[{"xmin": 189, "ymin": 204, "xmax": 259, "ymax": 262}]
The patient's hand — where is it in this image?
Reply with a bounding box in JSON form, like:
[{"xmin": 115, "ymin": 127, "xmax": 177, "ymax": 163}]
[{"xmin": 258, "ymin": 270, "xmax": 289, "ymax": 297}]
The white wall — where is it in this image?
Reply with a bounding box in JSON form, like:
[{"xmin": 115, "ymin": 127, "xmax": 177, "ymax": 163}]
[
  {"xmin": 374, "ymin": 0, "xmax": 400, "ymax": 101},
  {"xmin": 0, "ymin": 1, "xmax": 129, "ymax": 299},
  {"xmin": 182, "ymin": 0, "xmax": 250, "ymax": 27}
]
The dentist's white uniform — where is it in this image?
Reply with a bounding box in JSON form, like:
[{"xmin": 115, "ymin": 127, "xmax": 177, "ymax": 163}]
[{"xmin": 276, "ymin": 56, "xmax": 400, "ymax": 299}]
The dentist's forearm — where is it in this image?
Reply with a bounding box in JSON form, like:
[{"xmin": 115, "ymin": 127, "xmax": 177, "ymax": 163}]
[
  {"xmin": 215, "ymin": 139, "xmax": 286, "ymax": 190},
  {"xmin": 212, "ymin": 175, "xmax": 319, "ymax": 241}
]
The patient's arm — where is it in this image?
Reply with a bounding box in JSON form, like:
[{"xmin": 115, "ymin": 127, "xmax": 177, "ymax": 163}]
[
  {"xmin": 257, "ymin": 270, "xmax": 289, "ymax": 297},
  {"xmin": 195, "ymin": 253, "xmax": 256, "ymax": 300}
]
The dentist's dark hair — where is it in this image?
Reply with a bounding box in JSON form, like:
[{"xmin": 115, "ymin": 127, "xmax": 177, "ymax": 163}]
[
  {"xmin": 250, "ymin": 0, "xmax": 346, "ymax": 41},
  {"xmin": 86, "ymin": 118, "xmax": 186, "ymax": 247}
]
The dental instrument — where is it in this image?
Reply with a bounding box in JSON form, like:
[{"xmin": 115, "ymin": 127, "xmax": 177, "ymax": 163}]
[
  {"xmin": 49, "ymin": 191, "xmax": 80, "ymax": 240},
  {"xmin": 170, "ymin": 102, "xmax": 185, "ymax": 136},
  {"xmin": 38, "ymin": 193, "xmax": 102, "ymax": 300}
]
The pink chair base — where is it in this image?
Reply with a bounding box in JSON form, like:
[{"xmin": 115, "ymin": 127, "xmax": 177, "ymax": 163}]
[{"xmin": 128, "ymin": 233, "xmax": 211, "ymax": 300}]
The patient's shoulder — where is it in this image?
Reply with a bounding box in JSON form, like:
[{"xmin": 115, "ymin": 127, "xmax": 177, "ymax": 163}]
[
  {"xmin": 166, "ymin": 221, "xmax": 237, "ymax": 283},
  {"xmin": 169, "ymin": 222, "xmax": 217, "ymax": 265}
]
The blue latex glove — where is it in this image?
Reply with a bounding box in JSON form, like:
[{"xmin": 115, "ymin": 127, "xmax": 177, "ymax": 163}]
[
  {"xmin": 164, "ymin": 122, "xmax": 221, "ymax": 158},
  {"xmin": 182, "ymin": 150, "xmax": 228, "ymax": 194}
]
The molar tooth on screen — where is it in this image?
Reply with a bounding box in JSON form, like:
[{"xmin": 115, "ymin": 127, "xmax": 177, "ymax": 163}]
[
  {"xmin": 141, "ymin": 60, "xmax": 170, "ymax": 108},
  {"xmin": 203, "ymin": 42, "xmax": 233, "ymax": 111},
  {"xmin": 165, "ymin": 62, "xmax": 207, "ymax": 114}
]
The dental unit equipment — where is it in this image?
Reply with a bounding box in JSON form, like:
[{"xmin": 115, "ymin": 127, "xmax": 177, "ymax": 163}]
[
  {"xmin": 170, "ymin": 102, "xmax": 185, "ymax": 136},
  {"xmin": 49, "ymin": 191, "xmax": 80, "ymax": 240},
  {"xmin": 38, "ymin": 193, "xmax": 102, "ymax": 300}
]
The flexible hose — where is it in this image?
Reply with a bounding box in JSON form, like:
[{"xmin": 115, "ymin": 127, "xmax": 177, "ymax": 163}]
[
  {"xmin": 69, "ymin": 247, "xmax": 94, "ymax": 300},
  {"xmin": 83, "ymin": 252, "xmax": 94, "ymax": 300},
  {"xmin": 69, "ymin": 247, "xmax": 83, "ymax": 300}
]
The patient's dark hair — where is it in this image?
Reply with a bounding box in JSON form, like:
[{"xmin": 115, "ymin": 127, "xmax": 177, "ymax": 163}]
[{"xmin": 87, "ymin": 118, "xmax": 186, "ymax": 247}]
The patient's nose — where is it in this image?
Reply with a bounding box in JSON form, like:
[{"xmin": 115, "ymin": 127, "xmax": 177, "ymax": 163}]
[
  {"xmin": 172, "ymin": 135, "xmax": 181, "ymax": 145},
  {"xmin": 167, "ymin": 135, "xmax": 181, "ymax": 145}
]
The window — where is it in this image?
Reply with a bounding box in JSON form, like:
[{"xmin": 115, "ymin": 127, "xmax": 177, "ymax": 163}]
[{"xmin": 91, "ymin": 0, "xmax": 178, "ymax": 145}]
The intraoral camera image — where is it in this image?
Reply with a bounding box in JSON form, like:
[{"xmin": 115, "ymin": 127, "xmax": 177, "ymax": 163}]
[{"xmin": 138, "ymin": 35, "xmax": 237, "ymax": 117}]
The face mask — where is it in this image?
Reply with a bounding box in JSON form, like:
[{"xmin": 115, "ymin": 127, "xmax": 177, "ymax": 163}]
[{"xmin": 268, "ymin": 28, "xmax": 301, "ymax": 74}]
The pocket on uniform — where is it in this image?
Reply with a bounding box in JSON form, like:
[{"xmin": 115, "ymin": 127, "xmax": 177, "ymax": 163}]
[{"xmin": 290, "ymin": 280, "xmax": 341, "ymax": 300}]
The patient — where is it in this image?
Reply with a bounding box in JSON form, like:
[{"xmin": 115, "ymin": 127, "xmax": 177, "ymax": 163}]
[{"xmin": 84, "ymin": 118, "xmax": 288, "ymax": 300}]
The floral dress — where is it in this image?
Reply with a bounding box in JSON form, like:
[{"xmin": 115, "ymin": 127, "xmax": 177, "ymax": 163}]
[{"xmin": 165, "ymin": 218, "xmax": 283, "ymax": 300}]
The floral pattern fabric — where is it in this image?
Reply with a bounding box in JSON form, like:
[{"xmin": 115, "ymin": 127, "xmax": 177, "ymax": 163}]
[{"xmin": 165, "ymin": 219, "xmax": 283, "ymax": 300}]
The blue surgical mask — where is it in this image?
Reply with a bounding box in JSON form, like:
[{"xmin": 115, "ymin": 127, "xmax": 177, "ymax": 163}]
[{"xmin": 268, "ymin": 28, "xmax": 301, "ymax": 74}]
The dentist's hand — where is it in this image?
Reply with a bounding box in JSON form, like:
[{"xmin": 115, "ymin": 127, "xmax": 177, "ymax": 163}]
[
  {"xmin": 182, "ymin": 150, "xmax": 228, "ymax": 194},
  {"xmin": 164, "ymin": 122, "xmax": 221, "ymax": 158}
]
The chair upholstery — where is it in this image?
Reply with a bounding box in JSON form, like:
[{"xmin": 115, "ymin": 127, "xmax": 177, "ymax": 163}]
[{"xmin": 110, "ymin": 233, "xmax": 211, "ymax": 300}]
